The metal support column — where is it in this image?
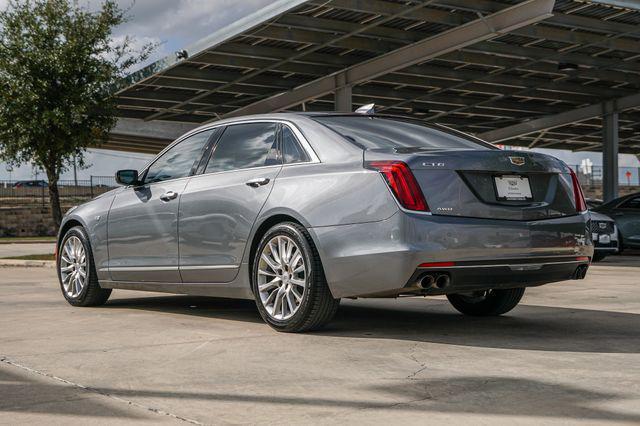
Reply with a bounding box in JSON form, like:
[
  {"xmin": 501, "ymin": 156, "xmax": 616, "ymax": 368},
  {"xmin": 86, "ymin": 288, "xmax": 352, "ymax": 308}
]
[
  {"xmin": 334, "ymin": 73, "xmax": 352, "ymax": 112},
  {"xmin": 602, "ymin": 101, "xmax": 619, "ymax": 202}
]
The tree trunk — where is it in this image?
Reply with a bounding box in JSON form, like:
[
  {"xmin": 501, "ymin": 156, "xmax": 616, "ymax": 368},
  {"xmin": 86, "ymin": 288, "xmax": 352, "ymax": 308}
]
[{"xmin": 46, "ymin": 174, "xmax": 63, "ymax": 229}]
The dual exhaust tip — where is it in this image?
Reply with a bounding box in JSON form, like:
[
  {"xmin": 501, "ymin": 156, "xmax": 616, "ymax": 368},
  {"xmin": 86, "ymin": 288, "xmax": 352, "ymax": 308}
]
[
  {"xmin": 573, "ymin": 264, "xmax": 588, "ymax": 280},
  {"xmin": 418, "ymin": 273, "xmax": 450, "ymax": 290}
]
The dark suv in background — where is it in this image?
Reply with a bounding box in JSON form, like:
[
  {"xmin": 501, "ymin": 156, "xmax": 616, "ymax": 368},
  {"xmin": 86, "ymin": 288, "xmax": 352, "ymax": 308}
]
[{"xmin": 593, "ymin": 193, "xmax": 640, "ymax": 252}]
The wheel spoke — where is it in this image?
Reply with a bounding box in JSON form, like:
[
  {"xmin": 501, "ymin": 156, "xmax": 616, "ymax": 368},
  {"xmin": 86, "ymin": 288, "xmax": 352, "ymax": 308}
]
[
  {"xmin": 284, "ymin": 241, "xmax": 294, "ymax": 264},
  {"xmin": 261, "ymin": 253, "xmax": 280, "ymax": 272},
  {"xmin": 272, "ymin": 289, "xmax": 284, "ymax": 318},
  {"xmin": 74, "ymin": 276, "xmax": 82, "ymax": 296},
  {"xmin": 259, "ymin": 277, "xmax": 280, "ymax": 292},
  {"xmin": 269, "ymin": 240, "xmax": 280, "ymax": 264},
  {"xmin": 291, "ymin": 287, "xmax": 303, "ymax": 302},
  {"xmin": 258, "ymin": 268, "xmax": 276, "ymax": 277},
  {"xmin": 290, "ymin": 278, "xmax": 306, "ymax": 288},
  {"xmin": 285, "ymin": 291, "xmax": 295, "ymax": 314},
  {"xmin": 290, "ymin": 252, "xmax": 303, "ymax": 271},
  {"xmin": 64, "ymin": 244, "xmax": 74, "ymax": 262}
]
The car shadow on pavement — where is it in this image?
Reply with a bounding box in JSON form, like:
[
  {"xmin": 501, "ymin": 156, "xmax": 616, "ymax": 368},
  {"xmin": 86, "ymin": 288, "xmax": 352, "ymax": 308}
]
[
  {"xmin": 42, "ymin": 376, "xmax": 640, "ymax": 423},
  {"xmin": 104, "ymin": 295, "xmax": 639, "ymax": 354},
  {"xmin": 0, "ymin": 367, "xmax": 143, "ymax": 419},
  {"xmin": 320, "ymin": 300, "xmax": 640, "ymax": 354},
  {"xmin": 105, "ymin": 295, "xmax": 264, "ymax": 323}
]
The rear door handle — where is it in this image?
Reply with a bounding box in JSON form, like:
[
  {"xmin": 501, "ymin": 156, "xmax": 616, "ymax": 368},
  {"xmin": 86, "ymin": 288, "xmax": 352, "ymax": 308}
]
[
  {"xmin": 246, "ymin": 177, "xmax": 270, "ymax": 187},
  {"xmin": 160, "ymin": 191, "xmax": 178, "ymax": 201}
]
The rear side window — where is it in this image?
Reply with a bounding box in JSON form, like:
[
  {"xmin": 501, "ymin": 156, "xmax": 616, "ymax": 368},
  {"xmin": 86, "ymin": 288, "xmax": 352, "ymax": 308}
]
[
  {"xmin": 313, "ymin": 116, "xmax": 495, "ymax": 151},
  {"xmin": 282, "ymin": 126, "xmax": 310, "ymax": 164},
  {"xmin": 205, "ymin": 123, "xmax": 278, "ymax": 173}
]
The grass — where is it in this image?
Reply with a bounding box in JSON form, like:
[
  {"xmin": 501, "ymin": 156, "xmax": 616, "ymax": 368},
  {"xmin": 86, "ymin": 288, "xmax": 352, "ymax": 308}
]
[
  {"xmin": 1, "ymin": 254, "xmax": 55, "ymax": 261},
  {"xmin": 0, "ymin": 236, "xmax": 56, "ymax": 243}
]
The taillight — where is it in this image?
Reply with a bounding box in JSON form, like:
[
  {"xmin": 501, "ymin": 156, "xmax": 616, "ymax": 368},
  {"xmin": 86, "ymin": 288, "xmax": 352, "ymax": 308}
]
[
  {"xmin": 569, "ymin": 168, "xmax": 587, "ymax": 213},
  {"xmin": 366, "ymin": 161, "xmax": 429, "ymax": 212}
]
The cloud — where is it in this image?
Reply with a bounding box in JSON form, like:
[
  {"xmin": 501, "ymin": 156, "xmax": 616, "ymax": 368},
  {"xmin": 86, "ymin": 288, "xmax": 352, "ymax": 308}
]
[
  {"xmin": 106, "ymin": 0, "xmax": 273, "ymax": 65},
  {"xmin": 0, "ymin": 0, "xmax": 273, "ymax": 67}
]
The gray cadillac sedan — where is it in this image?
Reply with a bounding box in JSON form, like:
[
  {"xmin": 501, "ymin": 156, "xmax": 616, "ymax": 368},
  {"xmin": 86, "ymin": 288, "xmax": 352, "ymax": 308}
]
[{"xmin": 56, "ymin": 113, "xmax": 593, "ymax": 332}]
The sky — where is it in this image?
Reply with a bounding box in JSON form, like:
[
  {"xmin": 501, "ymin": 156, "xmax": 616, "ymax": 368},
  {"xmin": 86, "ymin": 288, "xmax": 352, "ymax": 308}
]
[{"xmin": 0, "ymin": 0, "xmax": 638, "ymax": 182}]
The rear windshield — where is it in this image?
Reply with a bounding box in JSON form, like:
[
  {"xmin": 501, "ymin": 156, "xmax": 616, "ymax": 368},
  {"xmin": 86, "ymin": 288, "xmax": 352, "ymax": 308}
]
[{"xmin": 313, "ymin": 116, "xmax": 495, "ymax": 151}]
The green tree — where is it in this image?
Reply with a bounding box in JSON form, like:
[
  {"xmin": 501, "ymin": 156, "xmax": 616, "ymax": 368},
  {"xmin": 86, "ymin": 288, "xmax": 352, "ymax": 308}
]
[{"xmin": 0, "ymin": 0, "xmax": 154, "ymax": 227}]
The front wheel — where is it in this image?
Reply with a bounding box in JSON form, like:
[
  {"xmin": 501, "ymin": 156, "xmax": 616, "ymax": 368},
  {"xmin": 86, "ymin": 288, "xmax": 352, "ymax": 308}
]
[
  {"xmin": 57, "ymin": 226, "xmax": 111, "ymax": 307},
  {"xmin": 447, "ymin": 287, "xmax": 524, "ymax": 316},
  {"xmin": 251, "ymin": 222, "xmax": 339, "ymax": 332}
]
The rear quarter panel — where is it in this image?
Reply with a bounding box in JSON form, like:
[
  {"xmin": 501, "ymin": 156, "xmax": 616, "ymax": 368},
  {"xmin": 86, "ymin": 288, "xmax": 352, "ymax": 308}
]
[{"xmin": 261, "ymin": 161, "xmax": 398, "ymax": 227}]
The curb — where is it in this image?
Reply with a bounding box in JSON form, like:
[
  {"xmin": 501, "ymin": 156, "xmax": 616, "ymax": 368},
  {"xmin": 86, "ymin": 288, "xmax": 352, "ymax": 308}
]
[{"xmin": 0, "ymin": 259, "xmax": 55, "ymax": 268}]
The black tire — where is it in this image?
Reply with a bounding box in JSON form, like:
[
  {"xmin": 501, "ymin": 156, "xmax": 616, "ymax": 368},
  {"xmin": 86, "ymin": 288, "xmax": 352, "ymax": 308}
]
[
  {"xmin": 616, "ymin": 231, "xmax": 624, "ymax": 254},
  {"xmin": 57, "ymin": 226, "xmax": 111, "ymax": 307},
  {"xmin": 251, "ymin": 222, "xmax": 339, "ymax": 332},
  {"xmin": 447, "ymin": 287, "xmax": 525, "ymax": 316},
  {"xmin": 592, "ymin": 252, "xmax": 607, "ymax": 262}
]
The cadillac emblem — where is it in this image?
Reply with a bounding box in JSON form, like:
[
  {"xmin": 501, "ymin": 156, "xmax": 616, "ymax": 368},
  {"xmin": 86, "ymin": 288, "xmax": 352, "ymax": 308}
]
[{"xmin": 509, "ymin": 156, "xmax": 525, "ymax": 166}]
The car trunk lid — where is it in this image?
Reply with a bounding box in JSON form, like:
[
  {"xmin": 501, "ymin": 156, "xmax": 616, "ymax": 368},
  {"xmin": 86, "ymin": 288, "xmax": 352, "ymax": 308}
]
[{"xmin": 365, "ymin": 149, "xmax": 578, "ymax": 221}]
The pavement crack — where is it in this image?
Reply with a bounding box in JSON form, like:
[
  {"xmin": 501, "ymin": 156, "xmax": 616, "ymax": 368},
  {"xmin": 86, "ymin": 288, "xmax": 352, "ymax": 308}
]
[
  {"xmin": 406, "ymin": 343, "xmax": 429, "ymax": 380},
  {"xmin": 0, "ymin": 355, "xmax": 203, "ymax": 425}
]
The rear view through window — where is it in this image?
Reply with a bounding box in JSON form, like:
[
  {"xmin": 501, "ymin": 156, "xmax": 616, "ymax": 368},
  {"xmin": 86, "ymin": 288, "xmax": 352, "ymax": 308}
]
[{"xmin": 314, "ymin": 115, "xmax": 495, "ymax": 151}]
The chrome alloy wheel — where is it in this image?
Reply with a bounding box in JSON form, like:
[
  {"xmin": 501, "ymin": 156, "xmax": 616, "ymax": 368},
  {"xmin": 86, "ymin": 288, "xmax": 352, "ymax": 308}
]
[
  {"xmin": 257, "ymin": 235, "xmax": 307, "ymax": 320},
  {"xmin": 59, "ymin": 236, "xmax": 87, "ymax": 298}
]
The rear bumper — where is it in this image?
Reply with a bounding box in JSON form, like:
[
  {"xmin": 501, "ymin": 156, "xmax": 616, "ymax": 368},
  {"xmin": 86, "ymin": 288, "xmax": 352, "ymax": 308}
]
[
  {"xmin": 406, "ymin": 258, "xmax": 589, "ymax": 296},
  {"xmin": 311, "ymin": 211, "xmax": 593, "ymax": 298}
]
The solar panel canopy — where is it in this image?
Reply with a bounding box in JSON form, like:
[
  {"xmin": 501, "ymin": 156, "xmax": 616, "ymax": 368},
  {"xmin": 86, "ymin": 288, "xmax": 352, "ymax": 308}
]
[{"xmin": 111, "ymin": 0, "xmax": 640, "ymax": 155}]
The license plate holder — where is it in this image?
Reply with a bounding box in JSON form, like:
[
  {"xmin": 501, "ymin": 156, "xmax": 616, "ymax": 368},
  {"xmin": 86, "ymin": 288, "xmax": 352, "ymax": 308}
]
[
  {"xmin": 494, "ymin": 175, "xmax": 533, "ymax": 201},
  {"xmin": 599, "ymin": 234, "xmax": 611, "ymax": 244}
]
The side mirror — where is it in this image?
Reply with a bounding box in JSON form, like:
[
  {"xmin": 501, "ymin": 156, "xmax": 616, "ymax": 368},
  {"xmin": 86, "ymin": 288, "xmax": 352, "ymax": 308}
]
[{"xmin": 115, "ymin": 169, "xmax": 139, "ymax": 186}]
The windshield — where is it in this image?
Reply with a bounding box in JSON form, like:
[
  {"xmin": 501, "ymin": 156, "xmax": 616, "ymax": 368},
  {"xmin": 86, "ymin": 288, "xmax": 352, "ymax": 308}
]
[{"xmin": 313, "ymin": 115, "xmax": 496, "ymax": 151}]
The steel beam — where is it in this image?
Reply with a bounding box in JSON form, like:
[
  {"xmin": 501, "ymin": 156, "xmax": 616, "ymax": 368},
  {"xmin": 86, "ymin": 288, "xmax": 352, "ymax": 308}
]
[
  {"xmin": 479, "ymin": 92, "xmax": 640, "ymax": 142},
  {"xmin": 110, "ymin": 118, "xmax": 197, "ymax": 141},
  {"xmin": 222, "ymin": 0, "xmax": 556, "ymax": 119},
  {"xmin": 589, "ymin": 0, "xmax": 640, "ymax": 11},
  {"xmin": 603, "ymin": 101, "xmax": 619, "ymax": 202},
  {"xmin": 335, "ymin": 73, "xmax": 353, "ymax": 112}
]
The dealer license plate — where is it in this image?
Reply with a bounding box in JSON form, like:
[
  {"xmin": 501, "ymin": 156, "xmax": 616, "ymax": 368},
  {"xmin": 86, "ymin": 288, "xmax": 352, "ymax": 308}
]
[{"xmin": 495, "ymin": 175, "xmax": 532, "ymax": 201}]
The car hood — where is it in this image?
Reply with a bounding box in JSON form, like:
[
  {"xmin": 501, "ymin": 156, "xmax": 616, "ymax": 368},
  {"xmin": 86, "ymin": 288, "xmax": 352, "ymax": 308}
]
[{"xmin": 589, "ymin": 211, "xmax": 614, "ymax": 222}]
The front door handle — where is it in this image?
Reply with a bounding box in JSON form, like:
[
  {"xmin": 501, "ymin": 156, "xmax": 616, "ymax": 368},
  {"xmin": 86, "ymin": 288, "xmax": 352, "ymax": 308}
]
[
  {"xmin": 160, "ymin": 191, "xmax": 178, "ymax": 201},
  {"xmin": 246, "ymin": 177, "xmax": 270, "ymax": 188}
]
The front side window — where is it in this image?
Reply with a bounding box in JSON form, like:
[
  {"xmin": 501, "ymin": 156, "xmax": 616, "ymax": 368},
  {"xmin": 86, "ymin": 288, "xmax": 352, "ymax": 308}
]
[
  {"xmin": 144, "ymin": 130, "xmax": 213, "ymax": 184},
  {"xmin": 205, "ymin": 122, "xmax": 278, "ymax": 173},
  {"xmin": 313, "ymin": 115, "xmax": 495, "ymax": 151},
  {"xmin": 282, "ymin": 126, "xmax": 310, "ymax": 164}
]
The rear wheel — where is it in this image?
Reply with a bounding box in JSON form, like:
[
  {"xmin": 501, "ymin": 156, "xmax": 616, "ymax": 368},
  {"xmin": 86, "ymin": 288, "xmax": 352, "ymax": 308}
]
[
  {"xmin": 447, "ymin": 287, "xmax": 524, "ymax": 316},
  {"xmin": 57, "ymin": 226, "xmax": 111, "ymax": 307},
  {"xmin": 251, "ymin": 222, "xmax": 339, "ymax": 332}
]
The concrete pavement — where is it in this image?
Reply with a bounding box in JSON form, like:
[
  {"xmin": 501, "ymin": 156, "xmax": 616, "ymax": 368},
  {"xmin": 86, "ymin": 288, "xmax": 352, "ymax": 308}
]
[{"xmin": 1, "ymin": 263, "xmax": 639, "ymax": 425}]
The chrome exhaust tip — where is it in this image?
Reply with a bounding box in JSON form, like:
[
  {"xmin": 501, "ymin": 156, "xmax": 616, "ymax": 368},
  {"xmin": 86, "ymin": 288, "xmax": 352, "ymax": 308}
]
[
  {"xmin": 435, "ymin": 274, "xmax": 451, "ymax": 289},
  {"xmin": 418, "ymin": 274, "xmax": 435, "ymax": 289}
]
